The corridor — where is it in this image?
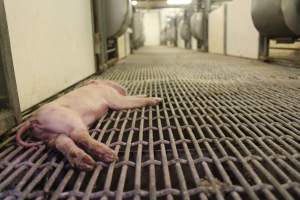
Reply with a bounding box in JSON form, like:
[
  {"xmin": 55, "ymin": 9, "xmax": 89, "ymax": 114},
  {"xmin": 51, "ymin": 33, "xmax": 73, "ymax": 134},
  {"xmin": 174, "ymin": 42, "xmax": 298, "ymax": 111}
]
[{"xmin": 0, "ymin": 47, "xmax": 300, "ymax": 199}]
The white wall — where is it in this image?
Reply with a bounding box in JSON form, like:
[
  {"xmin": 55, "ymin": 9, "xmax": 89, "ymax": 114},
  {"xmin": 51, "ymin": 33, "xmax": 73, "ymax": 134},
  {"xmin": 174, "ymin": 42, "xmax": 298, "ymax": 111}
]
[
  {"xmin": 117, "ymin": 34, "xmax": 126, "ymax": 59},
  {"xmin": 226, "ymin": 0, "xmax": 259, "ymax": 59},
  {"xmin": 117, "ymin": 31, "xmax": 131, "ymax": 59},
  {"xmin": 209, "ymin": 5, "xmax": 225, "ymax": 54},
  {"xmin": 191, "ymin": 37, "xmax": 198, "ymax": 50},
  {"xmin": 4, "ymin": 0, "xmax": 96, "ymax": 111},
  {"xmin": 125, "ymin": 31, "xmax": 131, "ymax": 56},
  {"xmin": 143, "ymin": 11, "xmax": 160, "ymax": 46}
]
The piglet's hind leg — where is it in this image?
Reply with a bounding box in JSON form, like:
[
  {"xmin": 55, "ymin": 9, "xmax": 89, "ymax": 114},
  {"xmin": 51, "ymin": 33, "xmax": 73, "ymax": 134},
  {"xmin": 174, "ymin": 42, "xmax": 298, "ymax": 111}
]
[
  {"xmin": 49, "ymin": 134, "xmax": 96, "ymax": 170},
  {"xmin": 102, "ymin": 80, "xmax": 127, "ymax": 96},
  {"xmin": 70, "ymin": 130, "xmax": 118, "ymax": 162}
]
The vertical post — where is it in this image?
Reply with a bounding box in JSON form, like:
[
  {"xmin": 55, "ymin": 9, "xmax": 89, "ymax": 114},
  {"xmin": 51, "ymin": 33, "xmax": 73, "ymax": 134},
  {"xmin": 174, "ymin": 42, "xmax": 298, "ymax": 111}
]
[
  {"xmin": 196, "ymin": 0, "xmax": 202, "ymax": 50},
  {"xmin": 174, "ymin": 17, "xmax": 178, "ymax": 47},
  {"xmin": 187, "ymin": 10, "xmax": 192, "ymax": 49},
  {"xmin": 93, "ymin": 0, "xmax": 108, "ymax": 73},
  {"xmin": 223, "ymin": 4, "xmax": 227, "ymax": 55},
  {"xmin": 259, "ymin": 35, "xmax": 269, "ymax": 61},
  {"xmin": 90, "ymin": 0, "xmax": 98, "ymax": 72},
  {"xmin": 202, "ymin": 0, "xmax": 211, "ymax": 52},
  {"xmin": 131, "ymin": 7, "xmax": 136, "ymax": 51},
  {"xmin": 183, "ymin": 10, "xmax": 191, "ymax": 49},
  {"xmin": 100, "ymin": 0, "xmax": 108, "ymax": 70},
  {"xmin": 183, "ymin": 10, "xmax": 187, "ymax": 48},
  {"xmin": 0, "ymin": 0, "xmax": 21, "ymax": 123}
]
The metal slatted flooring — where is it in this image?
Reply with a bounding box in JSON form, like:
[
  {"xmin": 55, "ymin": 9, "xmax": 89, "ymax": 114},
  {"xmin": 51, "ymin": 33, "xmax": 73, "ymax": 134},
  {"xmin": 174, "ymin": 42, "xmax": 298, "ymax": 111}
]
[{"xmin": 0, "ymin": 47, "xmax": 300, "ymax": 200}]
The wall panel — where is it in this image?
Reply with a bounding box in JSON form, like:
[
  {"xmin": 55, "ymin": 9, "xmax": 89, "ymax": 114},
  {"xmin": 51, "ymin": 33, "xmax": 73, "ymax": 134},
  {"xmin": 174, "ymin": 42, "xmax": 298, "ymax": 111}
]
[
  {"xmin": 143, "ymin": 11, "xmax": 160, "ymax": 46},
  {"xmin": 226, "ymin": 0, "xmax": 259, "ymax": 59},
  {"xmin": 4, "ymin": 0, "xmax": 95, "ymax": 110},
  {"xmin": 209, "ymin": 5, "xmax": 225, "ymax": 54}
]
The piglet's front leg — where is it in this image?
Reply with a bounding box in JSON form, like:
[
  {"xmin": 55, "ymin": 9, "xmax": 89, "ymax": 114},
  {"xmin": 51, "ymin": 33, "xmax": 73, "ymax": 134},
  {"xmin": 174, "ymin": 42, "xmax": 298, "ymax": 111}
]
[{"xmin": 109, "ymin": 96, "xmax": 162, "ymax": 110}]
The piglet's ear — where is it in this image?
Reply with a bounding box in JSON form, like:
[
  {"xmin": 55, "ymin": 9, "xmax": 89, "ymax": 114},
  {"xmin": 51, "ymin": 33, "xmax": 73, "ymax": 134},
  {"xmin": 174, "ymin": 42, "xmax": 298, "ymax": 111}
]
[{"xmin": 87, "ymin": 80, "xmax": 97, "ymax": 85}]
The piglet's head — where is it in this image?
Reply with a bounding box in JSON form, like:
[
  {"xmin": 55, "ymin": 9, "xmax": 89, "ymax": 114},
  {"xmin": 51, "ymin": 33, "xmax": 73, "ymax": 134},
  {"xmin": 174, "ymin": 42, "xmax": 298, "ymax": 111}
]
[{"xmin": 87, "ymin": 80, "xmax": 102, "ymax": 85}]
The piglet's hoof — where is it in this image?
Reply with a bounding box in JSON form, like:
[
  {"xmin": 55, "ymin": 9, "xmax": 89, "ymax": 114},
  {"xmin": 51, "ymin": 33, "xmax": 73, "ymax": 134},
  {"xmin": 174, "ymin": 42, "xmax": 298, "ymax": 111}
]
[
  {"xmin": 102, "ymin": 149, "xmax": 118, "ymax": 162},
  {"xmin": 150, "ymin": 97, "xmax": 163, "ymax": 105},
  {"xmin": 86, "ymin": 141, "xmax": 118, "ymax": 162},
  {"xmin": 69, "ymin": 150, "xmax": 96, "ymax": 171}
]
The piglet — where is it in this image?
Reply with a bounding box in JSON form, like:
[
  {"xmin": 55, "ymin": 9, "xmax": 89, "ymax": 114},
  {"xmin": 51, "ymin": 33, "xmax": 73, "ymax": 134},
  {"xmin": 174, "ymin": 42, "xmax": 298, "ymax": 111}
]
[{"xmin": 16, "ymin": 80, "xmax": 162, "ymax": 170}]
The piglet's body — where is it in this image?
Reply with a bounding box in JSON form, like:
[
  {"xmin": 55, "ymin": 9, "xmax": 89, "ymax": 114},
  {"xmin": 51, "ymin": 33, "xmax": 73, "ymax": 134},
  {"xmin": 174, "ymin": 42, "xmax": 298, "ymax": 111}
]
[{"xmin": 16, "ymin": 80, "xmax": 161, "ymax": 170}]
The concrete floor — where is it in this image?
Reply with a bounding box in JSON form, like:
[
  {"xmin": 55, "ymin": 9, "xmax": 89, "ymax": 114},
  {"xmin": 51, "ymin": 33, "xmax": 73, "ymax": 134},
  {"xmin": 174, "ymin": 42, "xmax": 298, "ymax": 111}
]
[{"xmin": 0, "ymin": 47, "xmax": 300, "ymax": 200}]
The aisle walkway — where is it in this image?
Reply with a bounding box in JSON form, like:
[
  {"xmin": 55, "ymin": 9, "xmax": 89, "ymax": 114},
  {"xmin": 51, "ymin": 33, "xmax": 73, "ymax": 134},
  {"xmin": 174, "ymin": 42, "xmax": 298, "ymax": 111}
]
[{"xmin": 1, "ymin": 47, "xmax": 300, "ymax": 200}]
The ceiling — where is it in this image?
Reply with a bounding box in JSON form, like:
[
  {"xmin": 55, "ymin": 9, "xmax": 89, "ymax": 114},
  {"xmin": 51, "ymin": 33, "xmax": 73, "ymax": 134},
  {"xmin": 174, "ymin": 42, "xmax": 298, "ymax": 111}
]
[{"xmin": 134, "ymin": 0, "xmax": 231, "ymax": 9}]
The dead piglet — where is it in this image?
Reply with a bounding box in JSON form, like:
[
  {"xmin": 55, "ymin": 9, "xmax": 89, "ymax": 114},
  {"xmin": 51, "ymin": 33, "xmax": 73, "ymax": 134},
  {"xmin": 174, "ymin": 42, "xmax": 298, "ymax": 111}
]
[{"xmin": 16, "ymin": 80, "xmax": 162, "ymax": 170}]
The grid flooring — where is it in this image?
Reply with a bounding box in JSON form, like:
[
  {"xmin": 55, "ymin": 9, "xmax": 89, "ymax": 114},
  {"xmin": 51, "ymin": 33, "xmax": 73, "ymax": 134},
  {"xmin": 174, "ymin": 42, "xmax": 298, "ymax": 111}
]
[{"xmin": 0, "ymin": 47, "xmax": 300, "ymax": 200}]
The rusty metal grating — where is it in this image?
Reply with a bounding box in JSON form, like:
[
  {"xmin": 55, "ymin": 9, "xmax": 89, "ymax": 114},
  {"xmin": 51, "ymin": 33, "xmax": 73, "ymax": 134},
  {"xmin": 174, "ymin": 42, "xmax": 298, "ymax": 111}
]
[{"xmin": 0, "ymin": 47, "xmax": 300, "ymax": 200}]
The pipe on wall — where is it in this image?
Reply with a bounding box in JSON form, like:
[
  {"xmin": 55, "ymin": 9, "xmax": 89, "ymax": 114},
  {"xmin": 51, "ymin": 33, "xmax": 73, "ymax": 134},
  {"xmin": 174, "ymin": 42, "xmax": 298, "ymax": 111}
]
[{"xmin": 93, "ymin": 0, "xmax": 108, "ymax": 72}]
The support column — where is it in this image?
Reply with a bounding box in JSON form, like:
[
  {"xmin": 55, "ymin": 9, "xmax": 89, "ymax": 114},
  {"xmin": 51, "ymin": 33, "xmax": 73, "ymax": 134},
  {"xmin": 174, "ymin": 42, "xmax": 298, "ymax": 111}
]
[
  {"xmin": 93, "ymin": 0, "xmax": 108, "ymax": 73},
  {"xmin": 259, "ymin": 35, "xmax": 270, "ymax": 61},
  {"xmin": 196, "ymin": 0, "xmax": 202, "ymax": 50},
  {"xmin": 183, "ymin": 10, "xmax": 191, "ymax": 49},
  {"xmin": 174, "ymin": 17, "xmax": 178, "ymax": 47},
  {"xmin": 0, "ymin": 0, "xmax": 21, "ymax": 123},
  {"xmin": 202, "ymin": 0, "xmax": 211, "ymax": 52}
]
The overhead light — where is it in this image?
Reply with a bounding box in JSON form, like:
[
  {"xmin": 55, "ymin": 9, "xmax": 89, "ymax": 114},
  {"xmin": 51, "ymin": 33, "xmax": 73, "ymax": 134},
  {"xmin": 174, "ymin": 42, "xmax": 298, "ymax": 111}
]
[
  {"xmin": 167, "ymin": 0, "xmax": 192, "ymax": 5},
  {"xmin": 131, "ymin": 0, "xmax": 138, "ymax": 6}
]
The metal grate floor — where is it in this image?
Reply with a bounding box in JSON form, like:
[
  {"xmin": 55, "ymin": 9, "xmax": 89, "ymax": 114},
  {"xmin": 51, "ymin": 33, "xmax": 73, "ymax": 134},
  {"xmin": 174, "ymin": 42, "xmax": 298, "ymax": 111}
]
[{"xmin": 0, "ymin": 47, "xmax": 300, "ymax": 200}]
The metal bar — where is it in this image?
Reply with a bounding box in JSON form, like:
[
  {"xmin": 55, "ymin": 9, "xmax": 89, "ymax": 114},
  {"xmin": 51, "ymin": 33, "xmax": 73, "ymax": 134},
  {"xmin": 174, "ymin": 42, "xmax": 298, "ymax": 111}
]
[
  {"xmin": 154, "ymin": 80, "xmax": 174, "ymax": 200},
  {"xmin": 203, "ymin": 0, "xmax": 211, "ymax": 52},
  {"xmin": 270, "ymin": 47, "xmax": 300, "ymax": 51},
  {"xmin": 115, "ymin": 84, "xmax": 140, "ymax": 200},
  {"xmin": 93, "ymin": 0, "xmax": 108, "ymax": 72},
  {"xmin": 0, "ymin": 0, "xmax": 21, "ymax": 123},
  {"xmin": 259, "ymin": 35, "xmax": 270, "ymax": 61},
  {"xmin": 133, "ymin": 81, "xmax": 147, "ymax": 200},
  {"xmin": 223, "ymin": 4, "xmax": 227, "ymax": 55}
]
